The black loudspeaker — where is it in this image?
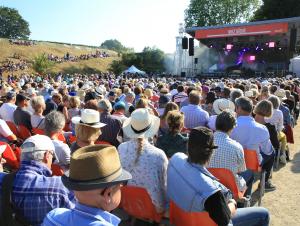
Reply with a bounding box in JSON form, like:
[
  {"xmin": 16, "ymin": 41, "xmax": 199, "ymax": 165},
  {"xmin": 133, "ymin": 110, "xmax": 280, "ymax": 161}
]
[
  {"xmin": 290, "ymin": 28, "xmax": 297, "ymax": 52},
  {"xmin": 181, "ymin": 72, "xmax": 186, "ymax": 77},
  {"xmin": 189, "ymin": 38, "xmax": 194, "ymax": 56},
  {"xmin": 194, "ymin": 58, "xmax": 198, "ymax": 64},
  {"xmin": 182, "ymin": 37, "xmax": 188, "ymax": 49}
]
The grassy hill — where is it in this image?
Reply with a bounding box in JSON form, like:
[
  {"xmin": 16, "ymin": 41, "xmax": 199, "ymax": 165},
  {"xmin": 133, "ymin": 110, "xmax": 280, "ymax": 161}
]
[{"xmin": 0, "ymin": 38, "xmax": 119, "ymax": 77}]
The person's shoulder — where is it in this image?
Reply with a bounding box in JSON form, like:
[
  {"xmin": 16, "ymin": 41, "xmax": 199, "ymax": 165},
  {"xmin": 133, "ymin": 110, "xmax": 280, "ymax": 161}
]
[
  {"xmin": 52, "ymin": 140, "xmax": 70, "ymax": 150},
  {"xmin": 43, "ymin": 208, "xmax": 71, "ymax": 226}
]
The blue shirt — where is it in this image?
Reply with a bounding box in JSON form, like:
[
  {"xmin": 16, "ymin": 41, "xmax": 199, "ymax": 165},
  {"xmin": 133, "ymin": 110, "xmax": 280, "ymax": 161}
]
[
  {"xmin": 180, "ymin": 104, "xmax": 209, "ymax": 129},
  {"xmin": 167, "ymin": 153, "xmax": 232, "ymax": 212},
  {"xmin": 279, "ymin": 104, "xmax": 292, "ymax": 126},
  {"xmin": 0, "ymin": 161, "xmax": 75, "ymax": 226},
  {"xmin": 43, "ymin": 202, "xmax": 121, "ymax": 226},
  {"xmin": 231, "ymin": 116, "xmax": 274, "ymax": 163}
]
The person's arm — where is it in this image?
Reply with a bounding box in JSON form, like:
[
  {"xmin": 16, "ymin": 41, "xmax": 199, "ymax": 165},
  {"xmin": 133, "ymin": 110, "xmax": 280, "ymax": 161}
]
[{"xmin": 204, "ymin": 191, "xmax": 233, "ymax": 226}]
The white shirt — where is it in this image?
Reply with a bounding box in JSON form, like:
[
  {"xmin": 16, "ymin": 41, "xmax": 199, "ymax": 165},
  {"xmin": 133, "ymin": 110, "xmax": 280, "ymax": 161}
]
[
  {"xmin": 52, "ymin": 140, "xmax": 71, "ymax": 170},
  {"xmin": 0, "ymin": 102, "xmax": 17, "ymax": 122},
  {"xmin": 265, "ymin": 109, "xmax": 284, "ymax": 132},
  {"xmin": 0, "ymin": 119, "xmax": 13, "ymax": 138},
  {"xmin": 181, "ymin": 104, "xmax": 209, "ymax": 129}
]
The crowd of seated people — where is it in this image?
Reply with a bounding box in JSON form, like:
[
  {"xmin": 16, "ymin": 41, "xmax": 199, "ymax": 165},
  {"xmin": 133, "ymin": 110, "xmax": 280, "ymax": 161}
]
[
  {"xmin": 47, "ymin": 50, "xmax": 110, "ymax": 63},
  {"xmin": 0, "ymin": 59, "xmax": 28, "ymax": 72},
  {"xmin": 9, "ymin": 39, "xmax": 35, "ymax": 46},
  {"xmin": 0, "ymin": 73, "xmax": 298, "ymax": 225}
]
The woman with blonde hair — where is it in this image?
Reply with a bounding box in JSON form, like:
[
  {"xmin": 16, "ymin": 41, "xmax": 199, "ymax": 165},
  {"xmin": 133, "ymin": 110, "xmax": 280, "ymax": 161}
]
[
  {"xmin": 31, "ymin": 95, "xmax": 46, "ymax": 129},
  {"xmin": 159, "ymin": 102, "xmax": 179, "ymax": 134},
  {"xmin": 156, "ymin": 110, "xmax": 188, "ymax": 158},
  {"xmin": 118, "ymin": 108, "xmax": 168, "ymax": 213},
  {"xmin": 70, "ymin": 109, "xmax": 105, "ymax": 153}
]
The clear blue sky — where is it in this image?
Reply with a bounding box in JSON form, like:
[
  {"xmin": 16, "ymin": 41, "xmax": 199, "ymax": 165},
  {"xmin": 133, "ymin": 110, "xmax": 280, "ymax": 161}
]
[{"xmin": 0, "ymin": 0, "xmax": 190, "ymax": 53}]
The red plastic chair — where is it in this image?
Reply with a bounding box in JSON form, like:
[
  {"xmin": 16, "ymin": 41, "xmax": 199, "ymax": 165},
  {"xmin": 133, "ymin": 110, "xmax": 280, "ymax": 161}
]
[
  {"xmin": 68, "ymin": 134, "xmax": 77, "ymax": 144},
  {"xmin": 0, "ymin": 141, "xmax": 19, "ymax": 169},
  {"xmin": 6, "ymin": 121, "xmax": 19, "ymax": 137},
  {"xmin": 51, "ymin": 164, "xmax": 64, "ymax": 176},
  {"xmin": 18, "ymin": 125, "xmax": 31, "ymax": 140},
  {"xmin": 244, "ymin": 149, "xmax": 265, "ymax": 206},
  {"xmin": 32, "ymin": 128, "xmax": 45, "ymax": 135},
  {"xmin": 120, "ymin": 186, "xmax": 164, "ymax": 223},
  {"xmin": 95, "ymin": 140, "xmax": 111, "ymax": 145},
  {"xmin": 169, "ymin": 200, "xmax": 217, "ymax": 226},
  {"xmin": 208, "ymin": 168, "xmax": 246, "ymax": 200},
  {"xmin": 57, "ymin": 133, "xmax": 66, "ymax": 143}
]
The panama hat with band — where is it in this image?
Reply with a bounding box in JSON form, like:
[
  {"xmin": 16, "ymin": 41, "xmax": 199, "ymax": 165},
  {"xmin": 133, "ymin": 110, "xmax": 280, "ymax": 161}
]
[
  {"xmin": 62, "ymin": 144, "xmax": 132, "ymax": 191},
  {"xmin": 72, "ymin": 109, "xmax": 106, "ymax": 129},
  {"xmin": 213, "ymin": 98, "xmax": 235, "ymax": 115},
  {"xmin": 122, "ymin": 108, "xmax": 160, "ymax": 139}
]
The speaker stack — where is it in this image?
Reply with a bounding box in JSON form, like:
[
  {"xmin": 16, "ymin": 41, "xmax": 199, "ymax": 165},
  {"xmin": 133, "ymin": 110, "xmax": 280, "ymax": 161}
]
[
  {"xmin": 189, "ymin": 38, "xmax": 194, "ymax": 56},
  {"xmin": 182, "ymin": 37, "xmax": 188, "ymax": 49},
  {"xmin": 290, "ymin": 28, "xmax": 297, "ymax": 52}
]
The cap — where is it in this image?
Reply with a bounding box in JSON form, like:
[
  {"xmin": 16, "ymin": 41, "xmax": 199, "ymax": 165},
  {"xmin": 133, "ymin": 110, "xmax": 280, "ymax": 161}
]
[{"xmin": 21, "ymin": 135, "xmax": 55, "ymax": 153}]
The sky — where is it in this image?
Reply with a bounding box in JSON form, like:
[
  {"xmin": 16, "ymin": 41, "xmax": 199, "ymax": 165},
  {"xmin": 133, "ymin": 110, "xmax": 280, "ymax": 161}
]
[{"xmin": 0, "ymin": 0, "xmax": 190, "ymax": 53}]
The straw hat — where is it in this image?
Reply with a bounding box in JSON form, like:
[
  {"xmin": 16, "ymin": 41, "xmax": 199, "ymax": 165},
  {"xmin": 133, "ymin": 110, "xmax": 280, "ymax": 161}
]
[
  {"xmin": 62, "ymin": 145, "xmax": 132, "ymax": 191},
  {"xmin": 213, "ymin": 98, "xmax": 235, "ymax": 115},
  {"xmin": 275, "ymin": 89, "xmax": 287, "ymax": 100},
  {"xmin": 72, "ymin": 109, "xmax": 106, "ymax": 128},
  {"xmin": 122, "ymin": 108, "xmax": 160, "ymax": 139}
]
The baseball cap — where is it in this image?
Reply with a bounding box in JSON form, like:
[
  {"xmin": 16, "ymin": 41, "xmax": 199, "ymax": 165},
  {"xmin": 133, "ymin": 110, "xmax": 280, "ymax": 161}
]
[
  {"xmin": 6, "ymin": 91, "xmax": 16, "ymax": 100},
  {"xmin": 16, "ymin": 93, "xmax": 30, "ymax": 104},
  {"xmin": 21, "ymin": 135, "xmax": 55, "ymax": 153}
]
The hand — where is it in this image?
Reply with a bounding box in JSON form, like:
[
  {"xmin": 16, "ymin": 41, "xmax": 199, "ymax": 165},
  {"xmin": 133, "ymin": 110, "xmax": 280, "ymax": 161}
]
[{"xmin": 0, "ymin": 158, "xmax": 6, "ymax": 172}]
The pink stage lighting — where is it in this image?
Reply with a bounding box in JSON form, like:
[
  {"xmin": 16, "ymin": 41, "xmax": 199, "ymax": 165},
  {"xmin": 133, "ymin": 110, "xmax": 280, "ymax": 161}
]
[
  {"xmin": 268, "ymin": 42, "xmax": 275, "ymax": 48},
  {"xmin": 226, "ymin": 44, "xmax": 233, "ymax": 50},
  {"xmin": 249, "ymin": 55, "xmax": 256, "ymax": 61}
]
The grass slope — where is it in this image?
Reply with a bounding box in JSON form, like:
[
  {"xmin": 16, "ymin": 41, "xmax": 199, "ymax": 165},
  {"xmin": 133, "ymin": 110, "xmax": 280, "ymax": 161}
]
[{"xmin": 0, "ymin": 38, "xmax": 119, "ymax": 76}]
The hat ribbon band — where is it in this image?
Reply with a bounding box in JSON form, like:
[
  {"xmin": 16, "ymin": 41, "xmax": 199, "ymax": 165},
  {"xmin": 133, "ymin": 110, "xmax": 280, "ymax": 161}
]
[
  {"xmin": 79, "ymin": 120, "xmax": 98, "ymax": 126},
  {"xmin": 131, "ymin": 123, "xmax": 152, "ymax": 134},
  {"xmin": 69, "ymin": 166, "xmax": 122, "ymax": 183}
]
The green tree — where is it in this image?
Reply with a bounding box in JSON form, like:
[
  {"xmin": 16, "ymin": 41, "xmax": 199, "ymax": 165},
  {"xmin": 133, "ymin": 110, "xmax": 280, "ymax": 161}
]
[
  {"xmin": 252, "ymin": 0, "xmax": 300, "ymax": 21},
  {"xmin": 32, "ymin": 53, "xmax": 54, "ymax": 75},
  {"xmin": 0, "ymin": 6, "xmax": 30, "ymax": 39},
  {"xmin": 109, "ymin": 60, "xmax": 127, "ymax": 75},
  {"xmin": 100, "ymin": 39, "xmax": 127, "ymax": 53},
  {"xmin": 185, "ymin": 0, "xmax": 261, "ymax": 27}
]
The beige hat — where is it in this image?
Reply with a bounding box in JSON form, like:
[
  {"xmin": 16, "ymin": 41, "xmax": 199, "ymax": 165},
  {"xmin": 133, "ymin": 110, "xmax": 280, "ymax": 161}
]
[
  {"xmin": 275, "ymin": 89, "xmax": 287, "ymax": 100},
  {"xmin": 123, "ymin": 108, "xmax": 160, "ymax": 139},
  {"xmin": 213, "ymin": 98, "xmax": 235, "ymax": 115},
  {"xmin": 72, "ymin": 109, "xmax": 106, "ymax": 129},
  {"xmin": 245, "ymin": 90, "xmax": 254, "ymax": 98}
]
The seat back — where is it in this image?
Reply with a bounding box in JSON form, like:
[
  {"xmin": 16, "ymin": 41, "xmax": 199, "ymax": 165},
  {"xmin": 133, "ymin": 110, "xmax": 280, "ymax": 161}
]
[
  {"xmin": 120, "ymin": 186, "xmax": 163, "ymax": 223},
  {"xmin": 32, "ymin": 128, "xmax": 45, "ymax": 135},
  {"xmin": 169, "ymin": 200, "xmax": 217, "ymax": 226},
  {"xmin": 208, "ymin": 168, "xmax": 242, "ymax": 200},
  {"xmin": 244, "ymin": 149, "xmax": 260, "ymax": 172},
  {"xmin": 57, "ymin": 133, "xmax": 66, "ymax": 143},
  {"xmin": 95, "ymin": 140, "xmax": 111, "ymax": 145},
  {"xmin": 18, "ymin": 125, "xmax": 31, "ymax": 140},
  {"xmin": 0, "ymin": 142, "xmax": 19, "ymax": 169},
  {"xmin": 51, "ymin": 164, "xmax": 64, "ymax": 176},
  {"xmin": 6, "ymin": 121, "xmax": 19, "ymax": 137}
]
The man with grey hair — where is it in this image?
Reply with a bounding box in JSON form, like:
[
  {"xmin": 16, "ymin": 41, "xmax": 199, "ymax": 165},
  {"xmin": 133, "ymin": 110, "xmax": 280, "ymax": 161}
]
[
  {"xmin": 124, "ymin": 91, "xmax": 135, "ymax": 117},
  {"xmin": 0, "ymin": 135, "xmax": 75, "ymax": 225},
  {"xmin": 44, "ymin": 111, "xmax": 71, "ymax": 170},
  {"xmin": 98, "ymin": 99, "xmax": 122, "ymax": 147},
  {"xmin": 231, "ymin": 97, "xmax": 276, "ymax": 191}
]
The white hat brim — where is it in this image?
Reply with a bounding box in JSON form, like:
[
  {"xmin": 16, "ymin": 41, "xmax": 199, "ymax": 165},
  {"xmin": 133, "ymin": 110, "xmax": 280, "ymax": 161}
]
[
  {"xmin": 213, "ymin": 99, "xmax": 235, "ymax": 115},
  {"xmin": 72, "ymin": 116, "xmax": 106, "ymax": 129},
  {"xmin": 122, "ymin": 114, "xmax": 160, "ymax": 139}
]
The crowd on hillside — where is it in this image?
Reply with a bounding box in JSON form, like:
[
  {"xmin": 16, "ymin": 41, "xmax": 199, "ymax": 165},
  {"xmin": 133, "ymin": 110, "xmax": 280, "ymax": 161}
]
[
  {"xmin": 0, "ymin": 59, "xmax": 29, "ymax": 73},
  {"xmin": 9, "ymin": 39, "xmax": 36, "ymax": 46},
  {"xmin": 0, "ymin": 72, "xmax": 298, "ymax": 226},
  {"xmin": 47, "ymin": 50, "xmax": 110, "ymax": 63}
]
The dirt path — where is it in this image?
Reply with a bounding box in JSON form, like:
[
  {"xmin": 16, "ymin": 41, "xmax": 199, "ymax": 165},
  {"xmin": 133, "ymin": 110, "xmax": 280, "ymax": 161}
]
[{"xmin": 263, "ymin": 122, "xmax": 300, "ymax": 226}]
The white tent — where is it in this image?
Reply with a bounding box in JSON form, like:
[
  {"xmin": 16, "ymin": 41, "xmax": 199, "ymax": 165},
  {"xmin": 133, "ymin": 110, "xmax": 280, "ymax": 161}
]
[
  {"xmin": 289, "ymin": 56, "xmax": 300, "ymax": 76},
  {"xmin": 124, "ymin": 65, "xmax": 145, "ymax": 75}
]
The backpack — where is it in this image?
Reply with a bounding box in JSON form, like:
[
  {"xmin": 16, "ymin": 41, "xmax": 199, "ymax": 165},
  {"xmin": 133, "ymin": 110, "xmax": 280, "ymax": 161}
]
[{"xmin": 0, "ymin": 173, "xmax": 32, "ymax": 226}]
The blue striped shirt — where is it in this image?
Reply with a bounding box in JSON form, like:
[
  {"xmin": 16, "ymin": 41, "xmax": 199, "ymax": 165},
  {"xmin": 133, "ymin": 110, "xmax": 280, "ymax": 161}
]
[
  {"xmin": 0, "ymin": 161, "xmax": 75, "ymax": 226},
  {"xmin": 181, "ymin": 104, "xmax": 209, "ymax": 129}
]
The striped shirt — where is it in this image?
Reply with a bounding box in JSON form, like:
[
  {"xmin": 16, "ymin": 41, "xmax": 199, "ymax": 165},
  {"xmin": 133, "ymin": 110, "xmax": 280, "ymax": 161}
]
[
  {"xmin": 0, "ymin": 161, "xmax": 75, "ymax": 226},
  {"xmin": 180, "ymin": 104, "xmax": 209, "ymax": 129}
]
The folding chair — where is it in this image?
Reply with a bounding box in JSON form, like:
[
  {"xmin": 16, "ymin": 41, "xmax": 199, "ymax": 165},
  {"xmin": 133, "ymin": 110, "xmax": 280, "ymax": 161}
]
[
  {"xmin": 169, "ymin": 200, "xmax": 217, "ymax": 226},
  {"xmin": 6, "ymin": 121, "xmax": 19, "ymax": 137},
  {"xmin": 207, "ymin": 168, "xmax": 247, "ymax": 201},
  {"xmin": 120, "ymin": 186, "xmax": 164, "ymax": 224},
  {"xmin": 51, "ymin": 164, "xmax": 64, "ymax": 176},
  {"xmin": 32, "ymin": 128, "xmax": 45, "ymax": 135},
  {"xmin": 0, "ymin": 141, "xmax": 19, "ymax": 169},
  {"xmin": 244, "ymin": 149, "xmax": 265, "ymax": 206},
  {"xmin": 95, "ymin": 140, "xmax": 111, "ymax": 145},
  {"xmin": 17, "ymin": 125, "xmax": 32, "ymax": 140}
]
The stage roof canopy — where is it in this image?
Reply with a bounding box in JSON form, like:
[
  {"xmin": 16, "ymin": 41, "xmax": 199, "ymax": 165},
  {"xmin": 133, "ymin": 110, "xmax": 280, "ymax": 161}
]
[{"xmin": 186, "ymin": 17, "xmax": 300, "ymax": 40}]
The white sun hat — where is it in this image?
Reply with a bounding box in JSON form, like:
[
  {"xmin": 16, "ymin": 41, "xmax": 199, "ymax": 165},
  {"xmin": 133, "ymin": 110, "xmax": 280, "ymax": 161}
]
[
  {"xmin": 213, "ymin": 98, "xmax": 235, "ymax": 115},
  {"xmin": 72, "ymin": 109, "xmax": 106, "ymax": 129},
  {"xmin": 122, "ymin": 108, "xmax": 160, "ymax": 139}
]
